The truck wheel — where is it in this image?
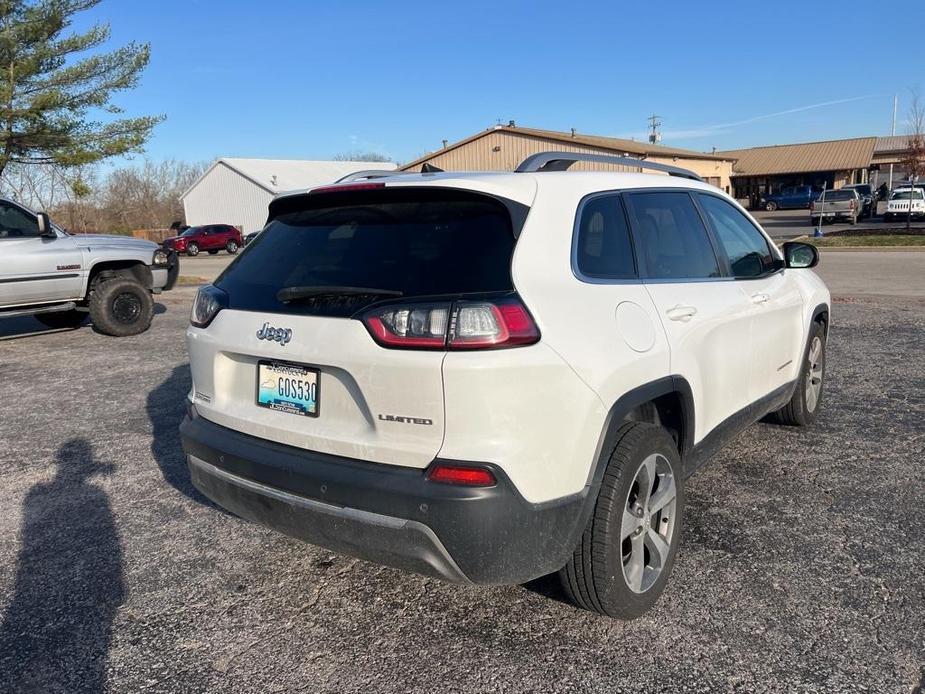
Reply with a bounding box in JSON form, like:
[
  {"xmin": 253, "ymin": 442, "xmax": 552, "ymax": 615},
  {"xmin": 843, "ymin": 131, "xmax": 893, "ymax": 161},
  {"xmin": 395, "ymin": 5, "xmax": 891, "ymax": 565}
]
[
  {"xmin": 771, "ymin": 321, "xmax": 826, "ymax": 426},
  {"xmin": 186, "ymin": 242, "xmax": 199, "ymax": 257},
  {"xmin": 226, "ymin": 240, "xmax": 239, "ymax": 254},
  {"xmin": 765, "ymin": 201, "xmax": 778, "ymax": 211},
  {"xmin": 35, "ymin": 310, "xmax": 87, "ymax": 329},
  {"xmin": 559, "ymin": 422, "xmax": 684, "ymax": 619},
  {"xmin": 89, "ymin": 278, "xmax": 155, "ymax": 337}
]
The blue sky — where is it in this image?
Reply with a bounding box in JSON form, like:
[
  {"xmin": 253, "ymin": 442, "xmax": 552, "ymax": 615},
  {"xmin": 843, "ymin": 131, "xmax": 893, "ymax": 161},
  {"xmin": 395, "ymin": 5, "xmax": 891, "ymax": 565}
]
[{"xmin": 78, "ymin": 0, "xmax": 924, "ymax": 165}]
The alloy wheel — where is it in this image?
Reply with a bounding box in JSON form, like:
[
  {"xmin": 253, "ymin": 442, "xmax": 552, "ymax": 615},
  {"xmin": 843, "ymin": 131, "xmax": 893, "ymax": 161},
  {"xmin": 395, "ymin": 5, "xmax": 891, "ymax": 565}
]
[
  {"xmin": 620, "ymin": 453, "xmax": 678, "ymax": 594},
  {"xmin": 805, "ymin": 336, "xmax": 824, "ymax": 412}
]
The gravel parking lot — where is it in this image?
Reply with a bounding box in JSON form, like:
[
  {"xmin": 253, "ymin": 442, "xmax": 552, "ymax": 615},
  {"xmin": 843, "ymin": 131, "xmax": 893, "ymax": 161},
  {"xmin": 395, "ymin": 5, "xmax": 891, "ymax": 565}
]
[{"xmin": 0, "ymin": 281, "xmax": 923, "ymax": 692}]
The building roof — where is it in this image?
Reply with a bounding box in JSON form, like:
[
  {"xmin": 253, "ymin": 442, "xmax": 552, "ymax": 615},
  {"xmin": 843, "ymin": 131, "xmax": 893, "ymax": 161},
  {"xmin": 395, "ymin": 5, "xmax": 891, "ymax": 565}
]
[
  {"xmin": 400, "ymin": 124, "xmax": 731, "ymax": 171},
  {"xmin": 874, "ymin": 135, "xmax": 919, "ymax": 153},
  {"xmin": 181, "ymin": 158, "xmax": 397, "ymax": 200},
  {"xmin": 717, "ymin": 137, "xmax": 877, "ymax": 176}
]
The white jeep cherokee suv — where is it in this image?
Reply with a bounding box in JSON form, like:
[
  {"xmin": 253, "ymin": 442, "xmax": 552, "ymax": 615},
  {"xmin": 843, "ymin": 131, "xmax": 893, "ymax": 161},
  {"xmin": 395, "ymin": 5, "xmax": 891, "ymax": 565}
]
[{"xmin": 180, "ymin": 152, "xmax": 830, "ymax": 619}]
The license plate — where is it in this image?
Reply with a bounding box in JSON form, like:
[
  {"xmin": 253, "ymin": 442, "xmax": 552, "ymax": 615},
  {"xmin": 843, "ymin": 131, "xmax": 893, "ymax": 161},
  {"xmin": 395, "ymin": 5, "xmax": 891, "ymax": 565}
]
[{"xmin": 256, "ymin": 360, "xmax": 319, "ymax": 417}]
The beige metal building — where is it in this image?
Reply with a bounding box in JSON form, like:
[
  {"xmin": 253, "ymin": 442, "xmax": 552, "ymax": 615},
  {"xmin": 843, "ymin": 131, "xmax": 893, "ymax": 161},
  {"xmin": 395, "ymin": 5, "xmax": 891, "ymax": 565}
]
[
  {"xmin": 400, "ymin": 124, "xmax": 735, "ymax": 192},
  {"xmin": 716, "ymin": 137, "xmax": 877, "ymax": 202}
]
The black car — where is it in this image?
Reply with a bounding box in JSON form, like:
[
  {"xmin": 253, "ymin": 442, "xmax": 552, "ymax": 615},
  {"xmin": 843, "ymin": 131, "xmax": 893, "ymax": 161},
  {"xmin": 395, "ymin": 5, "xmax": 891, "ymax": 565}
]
[{"xmin": 843, "ymin": 184, "xmax": 876, "ymax": 218}]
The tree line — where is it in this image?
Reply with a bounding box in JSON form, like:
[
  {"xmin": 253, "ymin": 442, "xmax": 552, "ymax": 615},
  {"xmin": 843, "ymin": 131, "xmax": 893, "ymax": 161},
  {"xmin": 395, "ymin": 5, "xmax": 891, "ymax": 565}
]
[{"xmin": 1, "ymin": 159, "xmax": 206, "ymax": 233}]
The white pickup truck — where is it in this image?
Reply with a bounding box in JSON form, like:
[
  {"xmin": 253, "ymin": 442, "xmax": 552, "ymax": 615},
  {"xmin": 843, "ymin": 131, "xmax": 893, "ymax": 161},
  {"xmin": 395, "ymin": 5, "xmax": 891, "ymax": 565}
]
[{"xmin": 0, "ymin": 197, "xmax": 178, "ymax": 336}]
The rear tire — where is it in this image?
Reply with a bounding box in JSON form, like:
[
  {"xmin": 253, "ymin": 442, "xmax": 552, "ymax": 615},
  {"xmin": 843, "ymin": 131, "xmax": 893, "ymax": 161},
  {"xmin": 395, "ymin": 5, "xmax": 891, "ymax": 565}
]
[
  {"xmin": 35, "ymin": 310, "xmax": 87, "ymax": 329},
  {"xmin": 772, "ymin": 321, "xmax": 826, "ymax": 426},
  {"xmin": 559, "ymin": 422, "xmax": 684, "ymax": 619},
  {"xmin": 89, "ymin": 278, "xmax": 154, "ymax": 337}
]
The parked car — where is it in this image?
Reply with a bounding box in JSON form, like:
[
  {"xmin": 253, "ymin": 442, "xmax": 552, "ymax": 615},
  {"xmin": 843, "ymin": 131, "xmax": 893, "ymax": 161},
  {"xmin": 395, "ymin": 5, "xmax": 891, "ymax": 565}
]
[
  {"xmin": 0, "ymin": 198, "xmax": 178, "ymax": 335},
  {"xmin": 243, "ymin": 229, "xmax": 262, "ymax": 246},
  {"xmin": 883, "ymin": 188, "xmax": 925, "ymax": 222},
  {"xmin": 762, "ymin": 185, "xmax": 816, "ymax": 211},
  {"xmin": 810, "ymin": 189, "xmax": 859, "ymax": 225},
  {"xmin": 842, "ymin": 183, "xmax": 876, "ymax": 218},
  {"xmin": 163, "ymin": 224, "xmax": 243, "ymax": 256},
  {"xmin": 180, "ymin": 152, "xmax": 830, "ymax": 619}
]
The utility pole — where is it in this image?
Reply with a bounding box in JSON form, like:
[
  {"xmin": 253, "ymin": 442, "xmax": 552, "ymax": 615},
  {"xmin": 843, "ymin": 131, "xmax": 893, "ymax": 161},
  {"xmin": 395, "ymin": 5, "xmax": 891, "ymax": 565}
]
[
  {"xmin": 648, "ymin": 114, "xmax": 662, "ymax": 145},
  {"xmin": 888, "ymin": 95, "xmax": 897, "ymax": 192}
]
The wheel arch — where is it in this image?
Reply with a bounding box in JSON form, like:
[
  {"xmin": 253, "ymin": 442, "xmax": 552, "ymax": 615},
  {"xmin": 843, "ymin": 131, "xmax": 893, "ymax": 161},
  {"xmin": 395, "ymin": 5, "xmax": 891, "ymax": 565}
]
[
  {"xmin": 586, "ymin": 376, "xmax": 695, "ymax": 491},
  {"xmin": 811, "ymin": 302, "xmax": 830, "ymax": 337},
  {"xmin": 86, "ymin": 260, "xmax": 152, "ymax": 296}
]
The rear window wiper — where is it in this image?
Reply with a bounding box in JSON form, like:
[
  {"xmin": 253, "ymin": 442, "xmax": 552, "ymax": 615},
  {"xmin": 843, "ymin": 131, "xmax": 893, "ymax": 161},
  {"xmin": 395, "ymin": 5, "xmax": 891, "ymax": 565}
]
[{"xmin": 276, "ymin": 286, "xmax": 404, "ymax": 303}]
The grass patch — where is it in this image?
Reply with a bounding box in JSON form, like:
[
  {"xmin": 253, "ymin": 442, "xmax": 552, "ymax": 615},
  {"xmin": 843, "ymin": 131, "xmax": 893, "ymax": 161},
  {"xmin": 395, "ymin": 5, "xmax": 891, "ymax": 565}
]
[
  {"xmin": 177, "ymin": 275, "xmax": 209, "ymax": 286},
  {"xmin": 792, "ymin": 234, "xmax": 925, "ymax": 247}
]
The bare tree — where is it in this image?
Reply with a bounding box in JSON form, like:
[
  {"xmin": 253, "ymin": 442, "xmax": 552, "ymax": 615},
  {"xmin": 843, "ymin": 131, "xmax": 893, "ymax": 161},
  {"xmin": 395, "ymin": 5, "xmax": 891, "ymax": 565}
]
[
  {"xmin": 901, "ymin": 93, "xmax": 925, "ymax": 179},
  {"xmin": 332, "ymin": 151, "xmax": 393, "ymax": 163},
  {"xmin": 900, "ymin": 92, "xmax": 925, "ymax": 229}
]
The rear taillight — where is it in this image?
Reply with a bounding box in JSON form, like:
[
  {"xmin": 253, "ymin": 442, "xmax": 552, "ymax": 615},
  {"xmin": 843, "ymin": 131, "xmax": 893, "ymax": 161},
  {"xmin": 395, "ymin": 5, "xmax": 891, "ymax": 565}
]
[
  {"xmin": 427, "ymin": 463, "xmax": 497, "ymax": 487},
  {"xmin": 190, "ymin": 285, "xmax": 228, "ymax": 328},
  {"xmin": 360, "ymin": 296, "xmax": 540, "ymax": 350}
]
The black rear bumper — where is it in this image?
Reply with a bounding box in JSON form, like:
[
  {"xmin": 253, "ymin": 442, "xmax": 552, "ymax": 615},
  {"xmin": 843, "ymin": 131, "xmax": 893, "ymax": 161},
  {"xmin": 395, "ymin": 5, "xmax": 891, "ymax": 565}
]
[{"xmin": 180, "ymin": 409, "xmax": 588, "ymax": 584}]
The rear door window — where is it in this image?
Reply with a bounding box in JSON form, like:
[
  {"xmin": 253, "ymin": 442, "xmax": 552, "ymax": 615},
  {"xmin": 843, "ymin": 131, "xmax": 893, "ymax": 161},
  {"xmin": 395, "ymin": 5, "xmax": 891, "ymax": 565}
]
[
  {"xmin": 218, "ymin": 188, "xmax": 520, "ymax": 316},
  {"xmin": 696, "ymin": 194, "xmax": 778, "ymax": 278},
  {"xmin": 574, "ymin": 194, "xmax": 636, "ymax": 279},
  {"xmin": 624, "ymin": 191, "xmax": 721, "ymax": 280}
]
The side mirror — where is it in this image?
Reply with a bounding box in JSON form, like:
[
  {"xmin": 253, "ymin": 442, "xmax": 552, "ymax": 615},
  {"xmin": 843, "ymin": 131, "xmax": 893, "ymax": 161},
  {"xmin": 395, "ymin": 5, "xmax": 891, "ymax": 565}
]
[
  {"xmin": 37, "ymin": 212, "xmax": 55, "ymax": 238},
  {"xmin": 782, "ymin": 241, "xmax": 818, "ymax": 269}
]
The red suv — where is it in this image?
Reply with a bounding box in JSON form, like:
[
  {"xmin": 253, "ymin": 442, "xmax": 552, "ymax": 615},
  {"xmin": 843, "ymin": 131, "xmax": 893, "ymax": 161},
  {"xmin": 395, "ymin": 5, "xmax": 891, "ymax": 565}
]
[{"xmin": 163, "ymin": 224, "xmax": 243, "ymax": 256}]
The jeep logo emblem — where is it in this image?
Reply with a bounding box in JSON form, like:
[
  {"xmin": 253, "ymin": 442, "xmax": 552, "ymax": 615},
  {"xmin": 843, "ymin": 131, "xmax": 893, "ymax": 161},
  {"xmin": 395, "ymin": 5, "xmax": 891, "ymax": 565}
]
[{"xmin": 256, "ymin": 322, "xmax": 292, "ymax": 346}]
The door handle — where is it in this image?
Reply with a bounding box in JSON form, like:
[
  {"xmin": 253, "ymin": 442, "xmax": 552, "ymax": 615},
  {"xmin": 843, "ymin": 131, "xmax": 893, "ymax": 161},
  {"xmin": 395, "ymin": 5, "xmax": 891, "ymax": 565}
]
[
  {"xmin": 666, "ymin": 305, "xmax": 697, "ymax": 322},
  {"xmin": 751, "ymin": 293, "xmax": 770, "ymax": 305}
]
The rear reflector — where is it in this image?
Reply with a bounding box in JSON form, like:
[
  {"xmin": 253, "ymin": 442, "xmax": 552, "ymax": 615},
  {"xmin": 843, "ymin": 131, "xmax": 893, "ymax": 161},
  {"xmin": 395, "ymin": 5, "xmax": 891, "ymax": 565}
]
[
  {"xmin": 427, "ymin": 464, "xmax": 497, "ymax": 487},
  {"xmin": 360, "ymin": 296, "xmax": 539, "ymax": 351}
]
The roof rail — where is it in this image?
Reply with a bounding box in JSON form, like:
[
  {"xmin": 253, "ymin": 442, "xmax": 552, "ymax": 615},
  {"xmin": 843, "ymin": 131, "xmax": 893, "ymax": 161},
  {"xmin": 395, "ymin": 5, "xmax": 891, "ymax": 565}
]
[
  {"xmin": 334, "ymin": 169, "xmax": 410, "ymax": 184},
  {"xmin": 515, "ymin": 151, "xmax": 702, "ymax": 181}
]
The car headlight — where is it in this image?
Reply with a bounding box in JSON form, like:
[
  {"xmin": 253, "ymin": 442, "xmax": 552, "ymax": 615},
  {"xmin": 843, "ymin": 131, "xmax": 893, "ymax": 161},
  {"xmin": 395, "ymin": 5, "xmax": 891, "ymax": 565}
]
[
  {"xmin": 153, "ymin": 248, "xmax": 169, "ymax": 266},
  {"xmin": 190, "ymin": 285, "xmax": 228, "ymax": 328}
]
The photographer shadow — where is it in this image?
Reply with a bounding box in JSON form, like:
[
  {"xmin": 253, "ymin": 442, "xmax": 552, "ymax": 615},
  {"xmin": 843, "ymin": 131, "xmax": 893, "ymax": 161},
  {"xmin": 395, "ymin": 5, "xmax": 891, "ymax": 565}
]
[{"xmin": 0, "ymin": 439, "xmax": 125, "ymax": 692}]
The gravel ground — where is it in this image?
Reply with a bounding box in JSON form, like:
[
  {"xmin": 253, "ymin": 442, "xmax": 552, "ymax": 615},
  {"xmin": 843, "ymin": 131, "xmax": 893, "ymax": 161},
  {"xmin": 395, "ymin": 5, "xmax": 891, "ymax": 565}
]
[{"xmin": 0, "ymin": 287, "xmax": 922, "ymax": 693}]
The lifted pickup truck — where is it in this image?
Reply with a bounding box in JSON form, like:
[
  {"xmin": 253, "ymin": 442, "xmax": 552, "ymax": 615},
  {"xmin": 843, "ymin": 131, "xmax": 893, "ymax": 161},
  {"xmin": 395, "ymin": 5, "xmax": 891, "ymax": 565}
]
[{"xmin": 0, "ymin": 198, "xmax": 178, "ymax": 336}]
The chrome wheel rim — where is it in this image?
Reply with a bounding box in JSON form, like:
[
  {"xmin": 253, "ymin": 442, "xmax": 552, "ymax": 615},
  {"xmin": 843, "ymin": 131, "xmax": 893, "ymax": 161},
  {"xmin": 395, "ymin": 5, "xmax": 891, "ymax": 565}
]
[
  {"xmin": 227, "ymin": 242, "xmax": 237, "ymax": 252},
  {"xmin": 805, "ymin": 336, "xmax": 824, "ymax": 412},
  {"xmin": 188, "ymin": 244, "xmax": 198, "ymax": 256},
  {"xmin": 621, "ymin": 453, "xmax": 677, "ymax": 594}
]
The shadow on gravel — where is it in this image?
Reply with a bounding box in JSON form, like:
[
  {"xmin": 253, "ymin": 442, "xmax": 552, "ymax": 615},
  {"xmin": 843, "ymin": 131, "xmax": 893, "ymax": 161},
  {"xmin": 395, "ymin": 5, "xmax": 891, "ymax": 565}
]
[
  {"xmin": 0, "ymin": 439, "xmax": 125, "ymax": 692},
  {"xmin": 522, "ymin": 572, "xmax": 572, "ymax": 606},
  {"xmin": 146, "ymin": 363, "xmax": 214, "ymax": 505}
]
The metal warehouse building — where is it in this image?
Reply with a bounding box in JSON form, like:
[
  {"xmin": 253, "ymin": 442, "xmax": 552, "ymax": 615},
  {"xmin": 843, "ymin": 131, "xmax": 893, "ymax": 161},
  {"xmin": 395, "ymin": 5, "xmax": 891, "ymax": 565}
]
[
  {"xmin": 180, "ymin": 158, "xmax": 397, "ymax": 233},
  {"xmin": 716, "ymin": 138, "xmax": 877, "ymax": 203},
  {"xmin": 400, "ymin": 124, "xmax": 735, "ymax": 192}
]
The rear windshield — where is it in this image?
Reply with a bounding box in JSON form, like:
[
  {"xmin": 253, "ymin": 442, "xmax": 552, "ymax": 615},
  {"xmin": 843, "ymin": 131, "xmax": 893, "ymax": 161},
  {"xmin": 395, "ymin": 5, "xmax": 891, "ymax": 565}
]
[
  {"xmin": 815, "ymin": 191, "xmax": 855, "ymax": 202},
  {"xmin": 216, "ymin": 188, "xmax": 520, "ymax": 317}
]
